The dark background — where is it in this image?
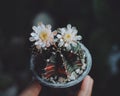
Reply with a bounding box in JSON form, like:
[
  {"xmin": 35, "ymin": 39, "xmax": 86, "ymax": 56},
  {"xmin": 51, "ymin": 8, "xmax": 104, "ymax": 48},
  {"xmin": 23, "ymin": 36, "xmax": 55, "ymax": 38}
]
[{"xmin": 0, "ymin": 0, "xmax": 120, "ymax": 96}]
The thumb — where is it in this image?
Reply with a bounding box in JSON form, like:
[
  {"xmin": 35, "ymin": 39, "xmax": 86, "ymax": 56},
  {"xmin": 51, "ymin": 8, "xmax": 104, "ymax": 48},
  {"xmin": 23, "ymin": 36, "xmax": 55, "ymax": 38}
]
[
  {"xmin": 19, "ymin": 81, "xmax": 42, "ymax": 96},
  {"xmin": 77, "ymin": 75, "xmax": 94, "ymax": 96}
]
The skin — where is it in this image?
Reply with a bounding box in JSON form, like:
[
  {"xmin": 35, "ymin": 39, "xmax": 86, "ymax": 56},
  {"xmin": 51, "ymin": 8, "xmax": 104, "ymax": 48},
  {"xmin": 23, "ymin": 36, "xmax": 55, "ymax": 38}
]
[{"xmin": 19, "ymin": 75, "xmax": 94, "ymax": 96}]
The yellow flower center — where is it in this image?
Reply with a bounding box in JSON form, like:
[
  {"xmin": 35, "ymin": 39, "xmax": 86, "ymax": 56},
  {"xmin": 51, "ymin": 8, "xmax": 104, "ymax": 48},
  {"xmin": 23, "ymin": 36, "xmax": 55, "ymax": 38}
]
[
  {"xmin": 64, "ymin": 33, "xmax": 72, "ymax": 41},
  {"xmin": 39, "ymin": 31, "xmax": 49, "ymax": 41}
]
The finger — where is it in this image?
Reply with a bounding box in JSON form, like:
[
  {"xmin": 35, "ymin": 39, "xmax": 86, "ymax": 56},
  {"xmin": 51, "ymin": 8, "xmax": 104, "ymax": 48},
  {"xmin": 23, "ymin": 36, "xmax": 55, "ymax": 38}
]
[
  {"xmin": 19, "ymin": 81, "xmax": 42, "ymax": 96},
  {"xmin": 77, "ymin": 75, "xmax": 94, "ymax": 96}
]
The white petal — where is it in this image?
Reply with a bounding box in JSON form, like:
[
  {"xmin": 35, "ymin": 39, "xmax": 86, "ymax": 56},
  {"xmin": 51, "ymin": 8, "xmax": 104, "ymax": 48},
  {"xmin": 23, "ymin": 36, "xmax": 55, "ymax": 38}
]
[
  {"xmin": 41, "ymin": 23, "xmax": 45, "ymax": 29},
  {"xmin": 46, "ymin": 41, "xmax": 50, "ymax": 47},
  {"xmin": 31, "ymin": 33, "xmax": 37, "ymax": 37},
  {"xmin": 36, "ymin": 45, "xmax": 41, "ymax": 49},
  {"xmin": 41, "ymin": 43, "xmax": 46, "ymax": 47},
  {"xmin": 64, "ymin": 43, "xmax": 69, "ymax": 47},
  {"xmin": 58, "ymin": 41, "xmax": 64, "ymax": 47},
  {"xmin": 57, "ymin": 34, "xmax": 62, "ymax": 38},
  {"xmin": 35, "ymin": 41, "xmax": 40, "ymax": 45},
  {"xmin": 71, "ymin": 42, "xmax": 77, "ymax": 47},
  {"xmin": 72, "ymin": 30, "xmax": 78, "ymax": 35},
  {"xmin": 29, "ymin": 37, "xmax": 35, "ymax": 41},
  {"xmin": 34, "ymin": 36, "xmax": 39, "ymax": 40},
  {"xmin": 66, "ymin": 44, "xmax": 71, "ymax": 50},
  {"xmin": 72, "ymin": 27, "xmax": 77, "ymax": 30},
  {"xmin": 32, "ymin": 26, "xmax": 37, "ymax": 32},
  {"xmin": 60, "ymin": 28, "xmax": 66, "ymax": 35},
  {"xmin": 46, "ymin": 24, "xmax": 52, "ymax": 29},
  {"xmin": 60, "ymin": 39, "xmax": 63, "ymax": 42},
  {"xmin": 37, "ymin": 26, "xmax": 42, "ymax": 32},
  {"xmin": 76, "ymin": 35, "xmax": 82, "ymax": 40},
  {"xmin": 54, "ymin": 38, "xmax": 58, "ymax": 42},
  {"xmin": 67, "ymin": 24, "xmax": 71, "ymax": 29}
]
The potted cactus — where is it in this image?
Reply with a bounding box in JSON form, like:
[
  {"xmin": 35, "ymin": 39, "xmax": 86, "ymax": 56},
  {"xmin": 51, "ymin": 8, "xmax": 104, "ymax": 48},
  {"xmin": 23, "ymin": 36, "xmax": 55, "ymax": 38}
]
[{"xmin": 29, "ymin": 23, "xmax": 92, "ymax": 88}]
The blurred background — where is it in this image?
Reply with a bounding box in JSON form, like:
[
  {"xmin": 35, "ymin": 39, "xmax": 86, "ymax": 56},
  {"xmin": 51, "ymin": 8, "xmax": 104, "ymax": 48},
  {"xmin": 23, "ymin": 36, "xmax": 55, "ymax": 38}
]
[{"xmin": 0, "ymin": 0, "xmax": 120, "ymax": 96}]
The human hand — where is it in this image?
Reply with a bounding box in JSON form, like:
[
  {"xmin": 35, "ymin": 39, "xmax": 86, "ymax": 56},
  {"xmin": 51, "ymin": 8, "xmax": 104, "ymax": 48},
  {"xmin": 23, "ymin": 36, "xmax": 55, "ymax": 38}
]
[
  {"xmin": 19, "ymin": 75, "xmax": 93, "ymax": 96},
  {"xmin": 19, "ymin": 81, "xmax": 42, "ymax": 96},
  {"xmin": 77, "ymin": 75, "xmax": 94, "ymax": 96}
]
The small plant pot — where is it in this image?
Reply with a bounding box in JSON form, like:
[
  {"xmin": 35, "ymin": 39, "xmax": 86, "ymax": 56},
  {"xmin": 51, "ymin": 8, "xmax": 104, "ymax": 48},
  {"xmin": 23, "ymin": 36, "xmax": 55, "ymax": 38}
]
[{"xmin": 30, "ymin": 43, "xmax": 92, "ymax": 88}]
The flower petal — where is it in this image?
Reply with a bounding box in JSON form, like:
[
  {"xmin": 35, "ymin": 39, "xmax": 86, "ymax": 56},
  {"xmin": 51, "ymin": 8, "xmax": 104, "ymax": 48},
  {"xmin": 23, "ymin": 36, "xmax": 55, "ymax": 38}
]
[
  {"xmin": 58, "ymin": 41, "xmax": 64, "ymax": 47},
  {"xmin": 40, "ymin": 43, "xmax": 46, "ymax": 47},
  {"xmin": 36, "ymin": 45, "xmax": 41, "ymax": 49},
  {"xmin": 46, "ymin": 24, "xmax": 52, "ymax": 29},
  {"xmin": 67, "ymin": 24, "xmax": 71, "ymax": 29},
  {"xmin": 64, "ymin": 43, "xmax": 69, "ymax": 47},
  {"xmin": 71, "ymin": 42, "xmax": 77, "ymax": 47},
  {"xmin": 66, "ymin": 44, "xmax": 71, "ymax": 50},
  {"xmin": 76, "ymin": 35, "xmax": 82, "ymax": 40},
  {"xmin": 29, "ymin": 37, "xmax": 35, "ymax": 42},
  {"xmin": 57, "ymin": 34, "xmax": 62, "ymax": 38},
  {"xmin": 72, "ymin": 30, "xmax": 78, "ymax": 35},
  {"xmin": 41, "ymin": 23, "xmax": 45, "ymax": 29},
  {"xmin": 32, "ymin": 26, "xmax": 37, "ymax": 32},
  {"xmin": 60, "ymin": 28, "xmax": 66, "ymax": 35},
  {"xmin": 31, "ymin": 33, "xmax": 37, "ymax": 37},
  {"xmin": 60, "ymin": 39, "xmax": 63, "ymax": 42},
  {"xmin": 46, "ymin": 41, "xmax": 50, "ymax": 47},
  {"xmin": 35, "ymin": 41, "xmax": 40, "ymax": 45},
  {"xmin": 30, "ymin": 23, "xmax": 56, "ymax": 48},
  {"xmin": 34, "ymin": 36, "xmax": 39, "ymax": 40}
]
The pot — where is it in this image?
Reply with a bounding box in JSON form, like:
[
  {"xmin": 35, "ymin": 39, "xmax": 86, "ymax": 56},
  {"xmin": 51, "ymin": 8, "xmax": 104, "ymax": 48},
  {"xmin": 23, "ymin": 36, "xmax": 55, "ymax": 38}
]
[{"xmin": 30, "ymin": 43, "xmax": 92, "ymax": 88}]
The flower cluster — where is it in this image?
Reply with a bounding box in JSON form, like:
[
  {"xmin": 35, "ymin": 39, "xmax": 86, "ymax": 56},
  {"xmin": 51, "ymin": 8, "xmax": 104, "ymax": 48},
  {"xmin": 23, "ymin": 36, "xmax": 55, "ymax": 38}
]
[
  {"xmin": 29, "ymin": 23, "xmax": 88, "ymax": 83},
  {"xmin": 29, "ymin": 23, "xmax": 82, "ymax": 50}
]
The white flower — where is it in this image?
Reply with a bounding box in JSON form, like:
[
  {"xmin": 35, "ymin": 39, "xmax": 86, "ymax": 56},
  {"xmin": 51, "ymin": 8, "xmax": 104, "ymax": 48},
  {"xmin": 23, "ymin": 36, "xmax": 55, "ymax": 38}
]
[
  {"xmin": 57, "ymin": 24, "xmax": 82, "ymax": 50},
  {"xmin": 29, "ymin": 23, "xmax": 57, "ymax": 49}
]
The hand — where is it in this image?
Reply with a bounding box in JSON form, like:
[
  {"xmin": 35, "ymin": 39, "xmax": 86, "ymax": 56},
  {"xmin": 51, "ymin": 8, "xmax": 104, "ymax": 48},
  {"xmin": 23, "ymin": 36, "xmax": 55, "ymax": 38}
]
[
  {"xmin": 19, "ymin": 81, "xmax": 42, "ymax": 96},
  {"xmin": 19, "ymin": 75, "xmax": 94, "ymax": 96},
  {"xmin": 77, "ymin": 75, "xmax": 94, "ymax": 96}
]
